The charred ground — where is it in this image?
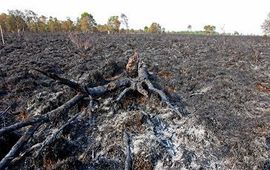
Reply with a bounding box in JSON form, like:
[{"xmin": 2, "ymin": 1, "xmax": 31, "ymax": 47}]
[{"xmin": 0, "ymin": 33, "xmax": 270, "ymax": 169}]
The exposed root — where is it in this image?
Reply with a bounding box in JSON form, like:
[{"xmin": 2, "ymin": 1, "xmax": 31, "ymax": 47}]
[
  {"xmin": 124, "ymin": 131, "xmax": 132, "ymax": 170},
  {"xmin": 0, "ymin": 123, "xmax": 42, "ymax": 169},
  {"xmin": 0, "ymin": 117, "xmax": 48, "ymax": 137},
  {"xmin": 0, "ymin": 93, "xmax": 85, "ymax": 169},
  {"xmin": 0, "ymin": 105, "xmax": 12, "ymax": 117},
  {"xmin": 116, "ymin": 61, "xmax": 181, "ymax": 116},
  {"xmin": 86, "ymin": 78, "xmax": 130, "ymax": 97},
  {"xmin": 34, "ymin": 69, "xmax": 85, "ymax": 93},
  {"xmin": 46, "ymin": 93, "xmax": 85, "ymax": 120},
  {"xmin": 116, "ymin": 87, "xmax": 134, "ymax": 102},
  {"xmin": 34, "ymin": 111, "xmax": 82, "ymax": 157},
  {"xmin": 10, "ymin": 143, "xmax": 43, "ymax": 165}
]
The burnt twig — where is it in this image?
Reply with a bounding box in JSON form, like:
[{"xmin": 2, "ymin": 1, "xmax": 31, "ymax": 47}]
[
  {"xmin": 86, "ymin": 78, "xmax": 131, "ymax": 97},
  {"xmin": 34, "ymin": 112, "xmax": 82, "ymax": 157},
  {"xmin": 124, "ymin": 131, "xmax": 132, "ymax": 170},
  {"xmin": 34, "ymin": 69, "xmax": 85, "ymax": 93},
  {"xmin": 10, "ymin": 143, "xmax": 43, "ymax": 165},
  {"xmin": 0, "ymin": 116, "xmax": 47, "ymax": 137},
  {"xmin": 0, "ymin": 105, "xmax": 11, "ymax": 117},
  {"xmin": 0, "ymin": 93, "xmax": 84, "ymax": 136},
  {"xmin": 46, "ymin": 93, "xmax": 85, "ymax": 120},
  {"xmin": 0, "ymin": 123, "xmax": 42, "ymax": 169}
]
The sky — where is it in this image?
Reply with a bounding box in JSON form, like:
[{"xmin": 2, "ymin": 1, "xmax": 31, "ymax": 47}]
[{"xmin": 0, "ymin": 0, "xmax": 270, "ymax": 35}]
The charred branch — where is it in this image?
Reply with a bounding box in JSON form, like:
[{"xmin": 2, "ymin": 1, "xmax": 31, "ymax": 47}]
[
  {"xmin": 0, "ymin": 123, "xmax": 42, "ymax": 169},
  {"xmin": 35, "ymin": 112, "xmax": 82, "ymax": 157},
  {"xmin": 1, "ymin": 52, "xmax": 183, "ymax": 169},
  {"xmin": 46, "ymin": 93, "xmax": 85, "ymax": 120},
  {"xmin": 124, "ymin": 131, "xmax": 132, "ymax": 170},
  {"xmin": 0, "ymin": 93, "xmax": 84, "ymax": 137},
  {"xmin": 86, "ymin": 78, "xmax": 130, "ymax": 97},
  {"xmin": 34, "ymin": 69, "xmax": 85, "ymax": 93},
  {"xmin": 0, "ymin": 105, "xmax": 11, "ymax": 117},
  {"xmin": 0, "ymin": 117, "xmax": 48, "ymax": 137}
]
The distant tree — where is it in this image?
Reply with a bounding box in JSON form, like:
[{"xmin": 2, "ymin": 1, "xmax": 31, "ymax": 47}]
[
  {"xmin": 129, "ymin": 28, "xmax": 135, "ymax": 33},
  {"xmin": 162, "ymin": 27, "xmax": 166, "ymax": 33},
  {"xmin": 61, "ymin": 18, "xmax": 74, "ymax": 32},
  {"xmin": 187, "ymin": 25, "xmax": 192, "ymax": 31},
  {"xmin": 7, "ymin": 10, "xmax": 27, "ymax": 32},
  {"xmin": 233, "ymin": 31, "xmax": 239, "ymax": 35},
  {"xmin": 37, "ymin": 15, "xmax": 47, "ymax": 32},
  {"xmin": 47, "ymin": 17, "xmax": 61, "ymax": 32},
  {"xmin": 203, "ymin": 25, "xmax": 216, "ymax": 35},
  {"xmin": 120, "ymin": 13, "xmax": 129, "ymax": 30},
  {"xmin": 0, "ymin": 13, "xmax": 8, "ymax": 32},
  {"xmin": 138, "ymin": 29, "xmax": 144, "ymax": 33},
  {"xmin": 78, "ymin": 12, "xmax": 97, "ymax": 32},
  {"xmin": 24, "ymin": 10, "xmax": 38, "ymax": 32},
  {"xmin": 75, "ymin": 17, "xmax": 80, "ymax": 31},
  {"xmin": 262, "ymin": 13, "xmax": 270, "ymax": 35},
  {"xmin": 148, "ymin": 22, "xmax": 162, "ymax": 33},
  {"xmin": 107, "ymin": 16, "xmax": 121, "ymax": 33},
  {"xmin": 144, "ymin": 26, "xmax": 149, "ymax": 32},
  {"xmin": 96, "ymin": 24, "xmax": 109, "ymax": 33},
  {"xmin": 220, "ymin": 25, "xmax": 225, "ymax": 34}
]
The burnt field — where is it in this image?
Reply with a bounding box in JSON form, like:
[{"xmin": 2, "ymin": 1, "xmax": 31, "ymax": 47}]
[{"xmin": 0, "ymin": 33, "xmax": 270, "ymax": 169}]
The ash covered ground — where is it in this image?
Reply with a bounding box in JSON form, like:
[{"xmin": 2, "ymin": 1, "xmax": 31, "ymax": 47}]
[{"xmin": 0, "ymin": 33, "xmax": 270, "ymax": 169}]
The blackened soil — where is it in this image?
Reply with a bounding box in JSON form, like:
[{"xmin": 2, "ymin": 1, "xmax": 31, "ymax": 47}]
[{"xmin": 1, "ymin": 33, "xmax": 270, "ymax": 169}]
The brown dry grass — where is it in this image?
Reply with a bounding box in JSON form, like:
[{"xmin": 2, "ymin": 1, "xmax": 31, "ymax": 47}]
[
  {"xmin": 133, "ymin": 152, "xmax": 153, "ymax": 170},
  {"xmin": 256, "ymin": 82, "xmax": 270, "ymax": 93},
  {"xmin": 158, "ymin": 70, "xmax": 173, "ymax": 79}
]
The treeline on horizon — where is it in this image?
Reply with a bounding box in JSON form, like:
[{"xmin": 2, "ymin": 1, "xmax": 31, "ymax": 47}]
[
  {"xmin": 0, "ymin": 9, "xmax": 253, "ymax": 35},
  {"xmin": 0, "ymin": 9, "xmax": 167, "ymax": 34},
  {"xmin": 0, "ymin": 9, "xmax": 224, "ymax": 35}
]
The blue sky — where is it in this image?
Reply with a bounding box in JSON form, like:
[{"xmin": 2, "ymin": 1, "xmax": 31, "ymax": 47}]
[{"xmin": 0, "ymin": 0, "xmax": 270, "ymax": 34}]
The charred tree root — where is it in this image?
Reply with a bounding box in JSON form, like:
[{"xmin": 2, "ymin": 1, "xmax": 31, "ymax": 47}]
[
  {"xmin": 34, "ymin": 111, "xmax": 82, "ymax": 157},
  {"xmin": 0, "ymin": 123, "xmax": 42, "ymax": 169},
  {"xmin": 116, "ymin": 62, "xmax": 181, "ymax": 116},
  {"xmin": 0, "ymin": 93, "xmax": 84, "ymax": 137},
  {"xmin": 0, "ymin": 117, "xmax": 47, "ymax": 137},
  {"xmin": 0, "ymin": 94, "xmax": 85, "ymax": 169},
  {"xmin": 0, "ymin": 53, "xmax": 182, "ymax": 168},
  {"xmin": 34, "ymin": 57, "xmax": 180, "ymax": 115},
  {"xmin": 124, "ymin": 131, "xmax": 132, "ymax": 170},
  {"xmin": 0, "ymin": 105, "xmax": 11, "ymax": 117}
]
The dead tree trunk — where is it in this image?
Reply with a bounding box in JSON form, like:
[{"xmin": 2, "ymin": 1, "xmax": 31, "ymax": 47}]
[{"xmin": 0, "ymin": 24, "xmax": 4, "ymax": 45}]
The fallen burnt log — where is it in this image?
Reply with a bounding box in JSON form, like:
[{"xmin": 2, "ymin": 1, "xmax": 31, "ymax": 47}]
[
  {"xmin": 0, "ymin": 123, "xmax": 41, "ymax": 169},
  {"xmin": 0, "ymin": 52, "xmax": 181, "ymax": 169}
]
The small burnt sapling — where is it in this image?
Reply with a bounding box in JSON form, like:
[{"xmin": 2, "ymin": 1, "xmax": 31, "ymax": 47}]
[{"xmin": 68, "ymin": 33, "xmax": 93, "ymax": 57}]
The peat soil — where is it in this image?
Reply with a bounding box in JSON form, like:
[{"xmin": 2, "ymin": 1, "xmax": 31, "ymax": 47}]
[{"xmin": 1, "ymin": 33, "xmax": 270, "ymax": 169}]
